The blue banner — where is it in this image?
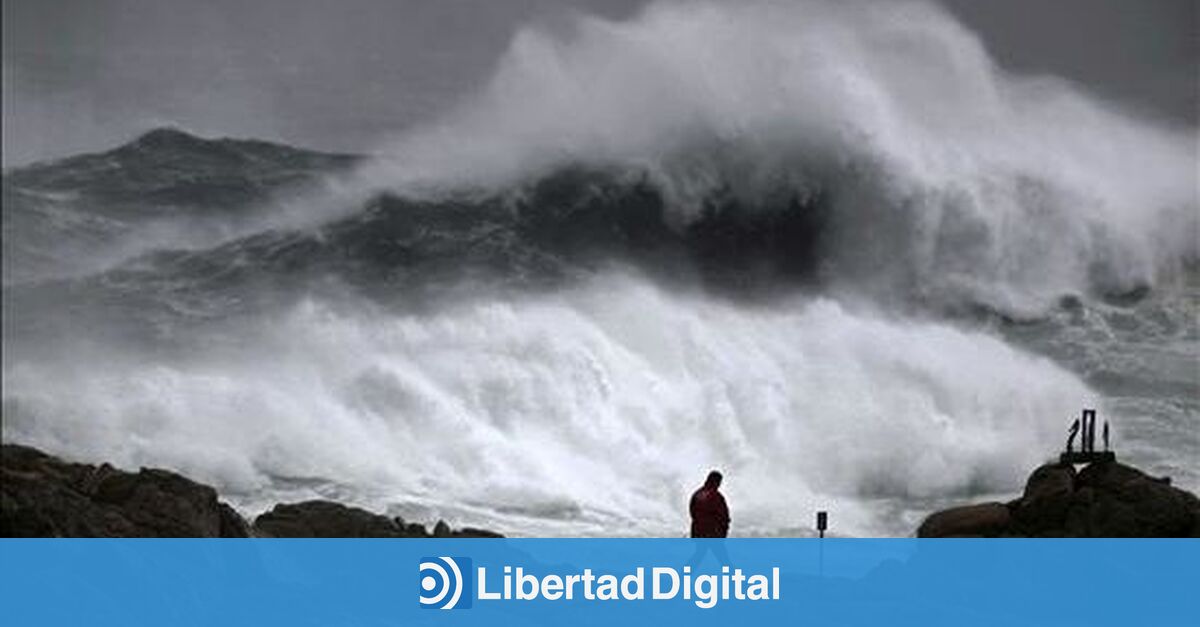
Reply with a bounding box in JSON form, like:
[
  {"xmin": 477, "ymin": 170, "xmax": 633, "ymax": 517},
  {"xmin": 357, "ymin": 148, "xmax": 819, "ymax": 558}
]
[{"xmin": 1, "ymin": 539, "xmax": 1195, "ymax": 626}]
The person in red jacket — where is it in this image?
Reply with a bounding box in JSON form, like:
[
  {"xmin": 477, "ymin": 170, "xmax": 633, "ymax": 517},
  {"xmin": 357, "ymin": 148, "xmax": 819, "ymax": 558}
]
[{"xmin": 689, "ymin": 470, "xmax": 730, "ymax": 538}]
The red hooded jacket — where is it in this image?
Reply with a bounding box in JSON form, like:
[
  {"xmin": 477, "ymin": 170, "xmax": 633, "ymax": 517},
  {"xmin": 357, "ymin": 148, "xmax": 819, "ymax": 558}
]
[{"xmin": 689, "ymin": 476, "xmax": 730, "ymax": 538}]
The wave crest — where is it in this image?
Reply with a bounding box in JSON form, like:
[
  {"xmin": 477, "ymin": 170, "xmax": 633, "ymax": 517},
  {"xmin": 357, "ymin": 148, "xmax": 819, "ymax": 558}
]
[{"xmin": 354, "ymin": 0, "xmax": 1196, "ymax": 314}]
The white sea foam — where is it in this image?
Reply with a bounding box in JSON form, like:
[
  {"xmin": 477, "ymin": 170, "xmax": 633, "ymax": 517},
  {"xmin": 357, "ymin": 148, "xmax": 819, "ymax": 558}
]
[
  {"xmin": 3, "ymin": 275, "xmax": 1097, "ymax": 535},
  {"xmin": 356, "ymin": 0, "xmax": 1196, "ymax": 314},
  {"xmin": 2, "ymin": 0, "xmax": 1192, "ymax": 536}
]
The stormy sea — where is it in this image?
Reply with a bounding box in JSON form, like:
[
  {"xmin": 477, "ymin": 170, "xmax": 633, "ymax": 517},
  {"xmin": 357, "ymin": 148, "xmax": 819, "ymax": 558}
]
[{"xmin": 2, "ymin": 1, "xmax": 1196, "ymax": 537}]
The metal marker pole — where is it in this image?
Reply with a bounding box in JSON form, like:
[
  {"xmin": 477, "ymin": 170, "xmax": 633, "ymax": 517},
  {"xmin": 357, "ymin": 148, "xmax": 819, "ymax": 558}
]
[{"xmin": 816, "ymin": 511, "xmax": 828, "ymax": 577}]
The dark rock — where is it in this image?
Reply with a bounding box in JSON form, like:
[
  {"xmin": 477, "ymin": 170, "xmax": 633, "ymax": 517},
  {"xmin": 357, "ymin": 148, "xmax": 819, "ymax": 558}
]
[
  {"xmin": 219, "ymin": 503, "xmax": 253, "ymax": 538},
  {"xmin": 1069, "ymin": 462, "xmax": 1199, "ymax": 537},
  {"xmin": 1023, "ymin": 463, "xmax": 1076, "ymax": 500},
  {"xmin": 254, "ymin": 501, "xmax": 409, "ymax": 538},
  {"xmin": 253, "ymin": 501, "xmax": 504, "ymax": 538},
  {"xmin": 2, "ymin": 444, "xmax": 504, "ymax": 538},
  {"xmin": 1, "ymin": 444, "xmax": 249, "ymax": 537},
  {"xmin": 917, "ymin": 502, "xmax": 1011, "ymax": 538},
  {"xmin": 457, "ymin": 527, "xmax": 505, "ymax": 539},
  {"xmin": 919, "ymin": 459, "xmax": 1200, "ymax": 537},
  {"xmin": 1011, "ymin": 463, "xmax": 1076, "ymax": 534},
  {"xmin": 396, "ymin": 518, "xmax": 430, "ymax": 536}
]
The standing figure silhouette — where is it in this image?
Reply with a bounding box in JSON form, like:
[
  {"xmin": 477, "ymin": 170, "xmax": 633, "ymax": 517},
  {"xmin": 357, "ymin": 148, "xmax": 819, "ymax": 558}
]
[
  {"xmin": 690, "ymin": 471, "xmax": 730, "ymax": 538},
  {"xmin": 687, "ymin": 470, "xmax": 731, "ymax": 568}
]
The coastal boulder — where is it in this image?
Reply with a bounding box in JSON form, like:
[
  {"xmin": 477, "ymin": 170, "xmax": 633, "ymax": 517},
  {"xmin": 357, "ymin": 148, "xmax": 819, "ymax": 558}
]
[
  {"xmin": 1064, "ymin": 462, "xmax": 1200, "ymax": 537},
  {"xmin": 917, "ymin": 502, "xmax": 1011, "ymax": 538},
  {"xmin": 2, "ymin": 444, "xmax": 504, "ymax": 538},
  {"xmin": 1010, "ymin": 463, "xmax": 1076, "ymax": 534},
  {"xmin": 1, "ymin": 444, "xmax": 250, "ymax": 537},
  {"xmin": 919, "ymin": 459, "xmax": 1200, "ymax": 537},
  {"xmin": 254, "ymin": 501, "xmax": 408, "ymax": 537},
  {"xmin": 253, "ymin": 500, "xmax": 503, "ymax": 538}
]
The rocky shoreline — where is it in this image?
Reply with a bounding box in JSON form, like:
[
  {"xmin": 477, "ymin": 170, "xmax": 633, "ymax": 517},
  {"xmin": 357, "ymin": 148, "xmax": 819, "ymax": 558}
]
[
  {"xmin": 0, "ymin": 444, "xmax": 502, "ymax": 538},
  {"xmin": 918, "ymin": 458, "xmax": 1200, "ymax": 537},
  {"xmin": 5, "ymin": 443, "xmax": 1198, "ymax": 537}
]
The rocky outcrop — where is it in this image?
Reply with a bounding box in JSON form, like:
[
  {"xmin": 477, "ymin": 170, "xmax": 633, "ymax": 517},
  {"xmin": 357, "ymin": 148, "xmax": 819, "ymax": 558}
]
[
  {"xmin": 1, "ymin": 444, "xmax": 502, "ymax": 538},
  {"xmin": 1, "ymin": 444, "xmax": 249, "ymax": 537},
  {"xmin": 918, "ymin": 459, "xmax": 1200, "ymax": 537},
  {"xmin": 917, "ymin": 502, "xmax": 1011, "ymax": 538},
  {"xmin": 254, "ymin": 501, "xmax": 503, "ymax": 538}
]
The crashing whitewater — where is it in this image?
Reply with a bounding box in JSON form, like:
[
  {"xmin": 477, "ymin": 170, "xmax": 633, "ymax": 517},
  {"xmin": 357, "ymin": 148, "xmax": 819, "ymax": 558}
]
[{"xmin": 2, "ymin": 0, "xmax": 1196, "ymax": 536}]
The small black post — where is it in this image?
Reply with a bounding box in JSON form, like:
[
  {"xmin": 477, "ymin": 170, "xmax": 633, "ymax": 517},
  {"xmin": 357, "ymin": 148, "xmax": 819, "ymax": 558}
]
[{"xmin": 816, "ymin": 511, "xmax": 827, "ymax": 578}]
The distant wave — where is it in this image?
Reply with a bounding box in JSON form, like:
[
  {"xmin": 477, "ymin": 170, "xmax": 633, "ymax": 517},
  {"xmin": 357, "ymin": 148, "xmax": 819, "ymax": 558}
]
[
  {"xmin": 1, "ymin": 128, "xmax": 359, "ymax": 285},
  {"xmin": 7, "ymin": 1, "xmax": 1197, "ymax": 317}
]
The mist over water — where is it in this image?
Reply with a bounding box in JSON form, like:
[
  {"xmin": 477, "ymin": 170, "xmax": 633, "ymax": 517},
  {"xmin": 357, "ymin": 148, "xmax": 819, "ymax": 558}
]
[{"xmin": 3, "ymin": 0, "xmax": 1196, "ymax": 536}]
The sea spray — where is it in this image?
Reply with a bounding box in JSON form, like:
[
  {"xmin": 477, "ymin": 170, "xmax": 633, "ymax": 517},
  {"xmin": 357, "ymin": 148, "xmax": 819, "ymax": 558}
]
[
  {"xmin": 3, "ymin": 275, "xmax": 1096, "ymax": 536},
  {"xmin": 358, "ymin": 0, "xmax": 1196, "ymax": 313},
  {"xmin": 2, "ymin": 0, "xmax": 1193, "ymax": 537}
]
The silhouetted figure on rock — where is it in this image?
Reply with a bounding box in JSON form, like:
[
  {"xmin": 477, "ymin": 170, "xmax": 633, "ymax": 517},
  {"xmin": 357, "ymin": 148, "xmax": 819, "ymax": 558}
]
[
  {"xmin": 690, "ymin": 471, "xmax": 730, "ymax": 538},
  {"xmin": 1060, "ymin": 409, "xmax": 1116, "ymax": 464}
]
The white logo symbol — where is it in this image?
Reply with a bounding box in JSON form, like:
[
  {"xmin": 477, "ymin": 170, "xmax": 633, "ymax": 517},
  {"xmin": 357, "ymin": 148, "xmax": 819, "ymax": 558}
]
[{"xmin": 419, "ymin": 556, "xmax": 465, "ymax": 610}]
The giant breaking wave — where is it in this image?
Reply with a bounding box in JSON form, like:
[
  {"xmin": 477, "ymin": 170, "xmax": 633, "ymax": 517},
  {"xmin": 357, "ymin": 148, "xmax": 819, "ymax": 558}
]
[{"xmin": 2, "ymin": 0, "xmax": 1195, "ymax": 536}]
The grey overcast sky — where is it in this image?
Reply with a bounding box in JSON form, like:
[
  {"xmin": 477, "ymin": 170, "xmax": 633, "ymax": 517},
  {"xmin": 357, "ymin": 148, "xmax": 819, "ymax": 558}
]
[{"xmin": 3, "ymin": 0, "xmax": 1196, "ymax": 166}]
